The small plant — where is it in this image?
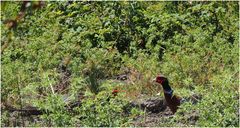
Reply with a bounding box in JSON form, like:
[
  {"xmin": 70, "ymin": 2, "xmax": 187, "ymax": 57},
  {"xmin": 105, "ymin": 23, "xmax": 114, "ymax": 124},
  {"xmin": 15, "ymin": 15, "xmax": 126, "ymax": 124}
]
[
  {"xmin": 85, "ymin": 62, "xmax": 102, "ymax": 94},
  {"xmin": 77, "ymin": 91, "xmax": 130, "ymax": 127}
]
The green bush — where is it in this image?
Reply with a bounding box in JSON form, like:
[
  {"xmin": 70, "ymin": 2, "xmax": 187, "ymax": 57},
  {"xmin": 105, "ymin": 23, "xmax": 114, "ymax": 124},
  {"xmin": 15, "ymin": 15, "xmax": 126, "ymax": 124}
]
[
  {"xmin": 1, "ymin": 1, "xmax": 239, "ymax": 127},
  {"xmin": 77, "ymin": 91, "xmax": 131, "ymax": 127}
]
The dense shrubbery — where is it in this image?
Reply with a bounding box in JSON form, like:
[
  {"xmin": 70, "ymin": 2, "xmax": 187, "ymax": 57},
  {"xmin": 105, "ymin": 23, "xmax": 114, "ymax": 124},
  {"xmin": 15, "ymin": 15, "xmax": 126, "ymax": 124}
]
[{"xmin": 1, "ymin": 1, "xmax": 239, "ymax": 127}]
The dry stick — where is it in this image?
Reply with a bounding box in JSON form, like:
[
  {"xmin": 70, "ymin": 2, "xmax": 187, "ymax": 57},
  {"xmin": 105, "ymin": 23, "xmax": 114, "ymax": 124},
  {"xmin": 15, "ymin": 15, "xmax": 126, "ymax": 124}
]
[
  {"xmin": 45, "ymin": 73, "xmax": 55, "ymax": 95},
  {"xmin": 17, "ymin": 74, "xmax": 25, "ymax": 127},
  {"xmin": 49, "ymin": 79, "xmax": 55, "ymax": 95}
]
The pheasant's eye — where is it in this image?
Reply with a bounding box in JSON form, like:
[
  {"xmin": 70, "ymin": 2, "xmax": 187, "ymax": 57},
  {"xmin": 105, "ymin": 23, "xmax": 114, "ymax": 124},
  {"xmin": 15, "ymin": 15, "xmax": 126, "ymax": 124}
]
[
  {"xmin": 156, "ymin": 77, "xmax": 163, "ymax": 84},
  {"xmin": 159, "ymin": 79, "xmax": 163, "ymax": 84}
]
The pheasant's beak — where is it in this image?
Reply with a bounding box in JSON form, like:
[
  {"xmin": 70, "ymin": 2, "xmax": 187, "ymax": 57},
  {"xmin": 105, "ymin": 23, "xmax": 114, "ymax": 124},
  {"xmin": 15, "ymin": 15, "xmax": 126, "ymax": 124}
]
[{"xmin": 152, "ymin": 78, "xmax": 157, "ymax": 83}]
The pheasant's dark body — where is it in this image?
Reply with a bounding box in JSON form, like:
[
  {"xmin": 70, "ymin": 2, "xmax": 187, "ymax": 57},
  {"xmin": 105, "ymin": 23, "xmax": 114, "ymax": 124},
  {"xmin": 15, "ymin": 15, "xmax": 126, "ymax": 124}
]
[
  {"xmin": 164, "ymin": 92, "xmax": 181, "ymax": 114},
  {"xmin": 154, "ymin": 75, "xmax": 182, "ymax": 114}
]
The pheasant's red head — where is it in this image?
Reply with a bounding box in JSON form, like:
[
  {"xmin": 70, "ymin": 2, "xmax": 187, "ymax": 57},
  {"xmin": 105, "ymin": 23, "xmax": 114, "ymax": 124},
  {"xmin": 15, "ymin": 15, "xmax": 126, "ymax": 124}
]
[
  {"xmin": 155, "ymin": 75, "xmax": 167, "ymax": 85},
  {"xmin": 154, "ymin": 75, "xmax": 172, "ymax": 92}
]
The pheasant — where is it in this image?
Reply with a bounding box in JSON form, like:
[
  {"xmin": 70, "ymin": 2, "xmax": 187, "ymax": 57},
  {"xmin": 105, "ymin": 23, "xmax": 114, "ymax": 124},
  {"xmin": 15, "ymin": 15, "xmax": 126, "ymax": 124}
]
[
  {"xmin": 153, "ymin": 75, "xmax": 182, "ymax": 114},
  {"xmin": 112, "ymin": 89, "xmax": 119, "ymax": 96}
]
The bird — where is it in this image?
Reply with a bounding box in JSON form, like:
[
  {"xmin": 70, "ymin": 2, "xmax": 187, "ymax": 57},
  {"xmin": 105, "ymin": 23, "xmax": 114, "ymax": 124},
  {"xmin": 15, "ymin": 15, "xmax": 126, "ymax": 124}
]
[
  {"xmin": 112, "ymin": 89, "xmax": 119, "ymax": 96},
  {"xmin": 153, "ymin": 75, "xmax": 182, "ymax": 114}
]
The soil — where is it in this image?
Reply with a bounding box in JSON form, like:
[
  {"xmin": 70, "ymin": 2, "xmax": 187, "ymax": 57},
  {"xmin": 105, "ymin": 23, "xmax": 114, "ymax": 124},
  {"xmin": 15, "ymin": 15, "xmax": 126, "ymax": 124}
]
[
  {"xmin": 127, "ymin": 95, "xmax": 200, "ymax": 127},
  {"xmin": 130, "ymin": 107, "xmax": 174, "ymax": 127}
]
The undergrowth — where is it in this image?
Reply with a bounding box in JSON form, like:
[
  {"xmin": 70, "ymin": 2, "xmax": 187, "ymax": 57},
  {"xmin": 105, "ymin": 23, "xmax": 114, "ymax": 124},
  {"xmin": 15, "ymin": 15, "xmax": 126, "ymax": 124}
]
[{"xmin": 1, "ymin": 1, "xmax": 239, "ymax": 127}]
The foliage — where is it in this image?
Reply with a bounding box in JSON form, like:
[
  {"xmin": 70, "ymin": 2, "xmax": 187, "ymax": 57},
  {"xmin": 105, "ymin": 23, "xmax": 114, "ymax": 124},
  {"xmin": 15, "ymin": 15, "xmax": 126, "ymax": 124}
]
[
  {"xmin": 76, "ymin": 91, "xmax": 131, "ymax": 127},
  {"xmin": 1, "ymin": 1, "xmax": 239, "ymax": 127}
]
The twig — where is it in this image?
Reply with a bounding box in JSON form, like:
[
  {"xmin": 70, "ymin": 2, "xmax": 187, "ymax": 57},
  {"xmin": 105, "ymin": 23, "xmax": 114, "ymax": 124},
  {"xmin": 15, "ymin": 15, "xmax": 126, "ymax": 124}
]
[{"xmin": 46, "ymin": 74, "xmax": 55, "ymax": 95}]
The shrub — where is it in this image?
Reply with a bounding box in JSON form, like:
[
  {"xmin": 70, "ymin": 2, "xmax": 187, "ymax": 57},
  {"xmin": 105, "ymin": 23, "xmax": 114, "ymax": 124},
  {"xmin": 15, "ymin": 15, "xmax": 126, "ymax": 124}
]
[{"xmin": 77, "ymin": 91, "xmax": 130, "ymax": 127}]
